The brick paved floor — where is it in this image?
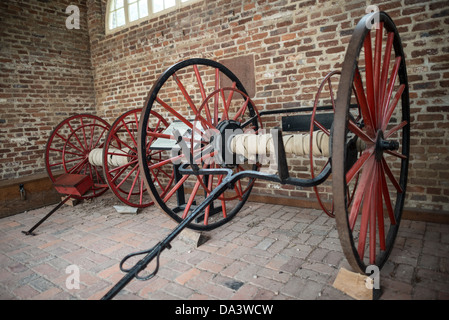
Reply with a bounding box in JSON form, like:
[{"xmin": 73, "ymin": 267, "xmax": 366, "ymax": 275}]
[{"xmin": 0, "ymin": 192, "xmax": 448, "ymax": 300}]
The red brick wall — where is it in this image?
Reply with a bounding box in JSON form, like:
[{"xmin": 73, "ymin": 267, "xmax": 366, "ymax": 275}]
[
  {"xmin": 0, "ymin": 0, "xmax": 96, "ymax": 180},
  {"xmin": 86, "ymin": 0, "xmax": 449, "ymax": 213}
]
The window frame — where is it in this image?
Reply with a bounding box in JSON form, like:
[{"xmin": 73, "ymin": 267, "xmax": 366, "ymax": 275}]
[{"xmin": 105, "ymin": 0, "xmax": 200, "ymax": 34}]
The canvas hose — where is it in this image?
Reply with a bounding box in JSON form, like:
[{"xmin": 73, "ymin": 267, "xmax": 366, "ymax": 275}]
[
  {"xmin": 88, "ymin": 148, "xmax": 130, "ymax": 167},
  {"xmin": 230, "ymin": 131, "xmax": 366, "ymax": 160}
]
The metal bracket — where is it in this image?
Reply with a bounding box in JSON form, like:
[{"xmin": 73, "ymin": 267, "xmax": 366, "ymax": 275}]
[{"xmin": 19, "ymin": 184, "xmax": 26, "ymax": 201}]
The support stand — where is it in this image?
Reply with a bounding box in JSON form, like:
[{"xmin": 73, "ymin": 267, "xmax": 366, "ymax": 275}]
[
  {"xmin": 21, "ymin": 173, "xmax": 92, "ymax": 236},
  {"xmin": 332, "ymin": 267, "xmax": 382, "ymax": 300}
]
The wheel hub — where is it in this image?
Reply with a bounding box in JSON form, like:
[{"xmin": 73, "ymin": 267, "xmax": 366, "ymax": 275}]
[
  {"xmin": 375, "ymin": 130, "xmax": 399, "ymax": 161},
  {"xmin": 214, "ymin": 120, "xmax": 243, "ymax": 168}
]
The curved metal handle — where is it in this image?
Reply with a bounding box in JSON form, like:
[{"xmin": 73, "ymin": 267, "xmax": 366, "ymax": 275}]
[{"xmin": 119, "ymin": 242, "xmax": 168, "ymax": 281}]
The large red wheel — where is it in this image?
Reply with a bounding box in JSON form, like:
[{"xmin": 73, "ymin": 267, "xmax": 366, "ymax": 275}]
[
  {"xmin": 333, "ymin": 12, "xmax": 410, "ymax": 273},
  {"xmin": 103, "ymin": 109, "xmax": 174, "ymax": 208},
  {"xmin": 45, "ymin": 114, "xmax": 110, "ymax": 199},
  {"xmin": 138, "ymin": 58, "xmax": 262, "ymax": 231}
]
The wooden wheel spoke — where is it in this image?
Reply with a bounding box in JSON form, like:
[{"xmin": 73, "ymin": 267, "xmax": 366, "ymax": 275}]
[
  {"xmin": 219, "ymin": 89, "xmax": 229, "ymax": 120},
  {"xmin": 382, "ymin": 84, "xmax": 405, "ymax": 131},
  {"xmin": 139, "ymin": 178, "xmax": 145, "ymax": 205},
  {"xmin": 173, "ymin": 72, "xmax": 200, "ymax": 116},
  {"xmin": 224, "ymin": 82, "xmax": 237, "ymax": 119},
  {"xmin": 109, "ymin": 159, "xmax": 138, "ymax": 175},
  {"xmin": 182, "ymin": 179, "xmax": 201, "ymax": 219},
  {"xmin": 110, "ymin": 164, "xmax": 132, "ymax": 184},
  {"xmin": 116, "ymin": 164, "xmax": 139, "ymax": 189},
  {"xmin": 379, "ymin": 160, "xmax": 397, "ymax": 225},
  {"xmin": 93, "ymin": 164, "xmax": 106, "ymax": 185},
  {"xmin": 156, "ymin": 97, "xmax": 194, "ymax": 129},
  {"xmin": 346, "ymin": 149, "xmax": 374, "ymax": 184},
  {"xmin": 363, "ymin": 32, "xmax": 376, "ymax": 129},
  {"xmin": 193, "ymin": 65, "xmax": 213, "ymax": 124},
  {"xmin": 375, "ymin": 162, "xmax": 386, "ymax": 252},
  {"xmin": 314, "ymin": 120, "xmax": 330, "ymax": 136},
  {"xmin": 214, "ymin": 68, "xmax": 220, "ymax": 125},
  {"xmin": 56, "ymin": 132, "xmax": 85, "ymax": 154},
  {"xmin": 77, "ymin": 119, "xmax": 89, "ymax": 151},
  {"xmin": 357, "ymin": 167, "xmax": 376, "ymax": 260},
  {"xmin": 121, "ymin": 120, "xmax": 138, "ymax": 148},
  {"xmin": 126, "ymin": 168, "xmax": 141, "ymax": 200},
  {"xmin": 353, "ymin": 67, "xmax": 375, "ymax": 135},
  {"xmin": 385, "ymin": 150, "xmax": 407, "ymax": 160},
  {"xmin": 368, "ymin": 162, "xmax": 380, "ymax": 264},
  {"xmin": 203, "ymin": 168, "xmax": 215, "ymax": 225},
  {"xmin": 380, "ymin": 32, "xmax": 395, "ymax": 112},
  {"xmin": 163, "ymin": 175, "xmax": 189, "ymax": 203},
  {"xmin": 374, "ymin": 22, "xmax": 383, "ymax": 114},
  {"xmin": 91, "ymin": 126, "xmax": 108, "ymax": 151},
  {"xmin": 68, "ymin": 122, "xmax": 88, "ymax": 153},
  {"xmin": 148, "ymin": 154, "xmax": 183, "ymax": 171},
  {"xmin": 67, "ymin": 158, "xmax": 89, "ymax": 174},
  {"xmin": 381, "ymin": 56, "xmax": 402, "ymax": 116},
  {"xmin": 348, "ymin": 156, "xmax": 375, "ymax": 230},
  {"xmin": 348, "ymin": 120, "xmax": 375, "ymax": 144},
  {"xmin": 385, "ymin": 120, "xmax": 408, "ymax": 139},
  {"xmin": 381, "ymin": 157, "xmax": 403, "ymax": 193},
  {"xmin": 233, "ymin": 97, "xmax": 250, "ymax": 121}
]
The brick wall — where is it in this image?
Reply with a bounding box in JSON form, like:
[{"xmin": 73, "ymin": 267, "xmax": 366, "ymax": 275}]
[
  {"xmin": 0, "ymin": 0, "xmax": 96, "ymax": 180},
  {"xmin": 1, "ymin": 0, "xmax": 448, "ymax": 215},
  {"xmin": 87, "ymin": 0, "xmax": 449, "ymax": 213}
]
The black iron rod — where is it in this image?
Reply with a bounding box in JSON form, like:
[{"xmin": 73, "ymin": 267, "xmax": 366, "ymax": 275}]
[
  {"xmin": 101, "ymin": 171, "xmax": 233, "ymax": 300},
  {"xmin": 22, "ymin": 195, "xmax": 72, "ymax": 236}
]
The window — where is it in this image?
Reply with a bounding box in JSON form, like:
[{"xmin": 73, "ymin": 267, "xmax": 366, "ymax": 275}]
[
  {"xmin": 109, "ymin": 0, "xmax": 125, "ymax": 30},
  {"xmin": 107, "ymin": 0, "xmax": 196, "ymax": 32}
]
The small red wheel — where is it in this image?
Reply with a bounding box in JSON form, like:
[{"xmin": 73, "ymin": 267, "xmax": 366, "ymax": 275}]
[
  {"xmin": 103, "ymin": 109, "xmax": 174, "ymax": 208},
  {"xmin": 333, "ymin": 12, "xmax": 410, "ymax": 273},
  {"xmin": 45, "ymin": 114, "xmax": 110, "ymax": 199}
]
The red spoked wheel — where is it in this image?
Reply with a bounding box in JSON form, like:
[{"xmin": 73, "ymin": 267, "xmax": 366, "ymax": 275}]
[
  {"xmin": 333, "ymin": 12, "xmax": 410, "ymax": 273},
  {"xmin": 138, "ymin": 58, "xmax": 262, "ymax": 231},
  {"xmin": 103, "ymin": 109, "xmax": 174, "ymax": 208},
  {"xmin": 45, "ymin": 114, "xmax": 111, "ymax": 199}
]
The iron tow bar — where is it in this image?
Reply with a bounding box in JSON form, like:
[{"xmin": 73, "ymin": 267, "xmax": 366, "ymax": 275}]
[{"xmin": 101, "ymin": 166, "xmax": 234, "ymax": 300}]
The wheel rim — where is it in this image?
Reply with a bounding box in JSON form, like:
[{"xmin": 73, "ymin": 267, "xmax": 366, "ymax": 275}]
[
  {"xmin": 46, "ymin": 114, "xmax": 110, "ymax": 199},
  {"xmin": 310, "ymin": 71, "xmax": 362, "ymax": 218},
  {"xmin": 309, "ymin": 71, "xmax": 340, "ymax": 218},
  {"xmin": 103, "ymin": 109, "xmax": 173, "ymax": 208},
  {"xmin": 333, "ymin": 12, "xmax": 410, "ymax": 273},
  {"xmin": 138, "ymin": 58, "xmax": 260, "ymax": 231}
]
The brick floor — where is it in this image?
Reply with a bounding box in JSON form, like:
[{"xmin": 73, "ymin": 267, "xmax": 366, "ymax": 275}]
[{"xmin": 0, "ymin": 192, "xmax": 448, "ymax": 300}]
